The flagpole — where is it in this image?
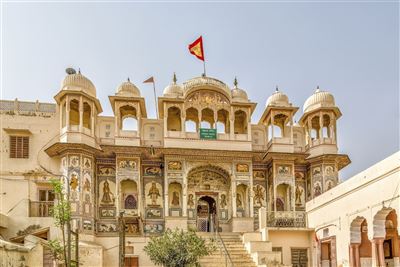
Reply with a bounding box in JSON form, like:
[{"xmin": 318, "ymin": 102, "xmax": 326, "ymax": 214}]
[
  {"xmin": 203, "ymin": 60, "xmax": 206, "ymax": 77},
  {"xmin": 152, "ymin": 80, "xmax": 158, "ymax": 119}
]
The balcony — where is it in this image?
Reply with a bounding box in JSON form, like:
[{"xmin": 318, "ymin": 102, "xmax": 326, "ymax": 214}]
[
  {"xmin": 29, "ymin": 201, "xmax": 54, "ymax": 217},
  {"xmin": 266, "ymin": 211, "xmax": 306, "ymax": 228}
]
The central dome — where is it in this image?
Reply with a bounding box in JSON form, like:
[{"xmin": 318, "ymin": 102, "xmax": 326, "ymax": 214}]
[
  {"xmin": 61, "ymin": 71, "xmax": 96, "ymax": 97},
  {"xmin": 116, "ymin": 79, "xmax": 141, "ymax": 97},
  {"xmin": 183, "ymin": 76, "xmax": 231, "ymax": 98}
]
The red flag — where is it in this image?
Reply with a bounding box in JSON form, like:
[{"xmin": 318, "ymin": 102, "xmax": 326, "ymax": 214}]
[
  {"xmin": 188, "ymin": 36, "xmax": 205, "ymax": 61},
  {"xmin": 143, "ymin": 77, "xmax": 154, "ymax": 83}
]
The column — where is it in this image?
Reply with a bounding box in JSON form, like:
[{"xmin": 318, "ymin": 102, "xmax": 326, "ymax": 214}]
[
  {"xmin": 164, "ymin": 180, "xmax": 169, "ymax": 217},
  {"xmin": 376, "ymin": 238, "xmax": 385, "ymax": 267},
  {"xmin": 164, "ymin": 115, "xmax": 168, "ymax": 137},
  {"xmin": 66, "ymin": 96, "xmax": 70, "ymax": 130},
  {"xmin": 318, "ymin": 112, "xmax": 323, "ymax": 140},
  {"xmin": 231, "ymin": 175, "xmax": 237, "ymax": 218},
  {"xmin": 249, "ymin": 166, "xmax": 254, "ymax": 217},
  {"xmin": 290, "ymin": 116, "xmax": 294, "ymax": 144},
  {"xmin": 307, "ymin": 116, "xmax": 312, "ymax": 146},
  {"xmin": 371, "ymin": 239, "xmax": 378, "ymax": 267},
  {"xmin": 230, "ymin": 118, "xmax": 234, "ymax": 139},
  {"xmin": 349, "ymin": 244, "xmax": 355, "ymax": 267},
  {"xmin": 353, "ymin": 244, "xmax": 360, "ymax": 267},
  {"xmin": 79, "ymin": 96, "xmax": 83, "ymax": 132},
  {"xmin": 182, "ymin": 163, "xmax": 188, "ymax": 217},
  {"xmin": 247, "ymin": 110, "xmax": 251, "ymax": 141},
  {"xmin": 271, "ymin": 113, "xmax": 275, "ymax": 140},
  {"xmin": 213, "ymin": 110, "xmax": 217, "ymax": 129},
  {"xmin": 59, "ymin": 100, "xmax": 63, "ymax": 131},
  {"xmin": 91, "ymin": 102, "xmax": 95, "ymax": 136}
]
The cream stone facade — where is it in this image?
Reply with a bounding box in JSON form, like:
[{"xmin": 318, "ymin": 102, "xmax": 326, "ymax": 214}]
[{"xmin": 0, "ymin": 69, "xmax": 397, "ymax": 267}]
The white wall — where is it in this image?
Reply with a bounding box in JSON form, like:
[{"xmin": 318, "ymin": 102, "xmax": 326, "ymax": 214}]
[{"xmin": 306, "ymin": 151, "xmax": 400, "ymax": 266}]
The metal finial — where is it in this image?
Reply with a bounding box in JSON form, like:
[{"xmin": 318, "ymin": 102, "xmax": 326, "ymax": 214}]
[
  {"xmin": 127, "ymin": 77, "xmax": 130, "ymax": 82},
  {"xmin": 173, "ymin": 72, "xmax": 177, "ymax": 83},
  {"xmin": 233, "ymin": 77, "xmax": 238, "ymax": 87},
  {"xmin": 317, "ymin": 85, "xmax": 320, "ymax": 89},
  {"xmin": 78, "ymin": 68, "xmax": 81, "ymax": 74},
  {"xmin": 275, "ymin": 85, "xmax": 279, "ymax": 92}
]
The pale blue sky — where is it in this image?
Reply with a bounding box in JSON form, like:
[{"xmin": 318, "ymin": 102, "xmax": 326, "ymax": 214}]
[{"xmin": 1, "ymin": 2, "xmax": 399, "ymax": 179}]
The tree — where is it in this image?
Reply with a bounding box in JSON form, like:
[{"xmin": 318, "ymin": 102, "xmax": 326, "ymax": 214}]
[
  {"xmin": 48, "ymin": 178, "xmax": 71, "ymax": 266},
  {"xmin": 144, "ymin": 228, "xmax": 216, "ymax": 267}
]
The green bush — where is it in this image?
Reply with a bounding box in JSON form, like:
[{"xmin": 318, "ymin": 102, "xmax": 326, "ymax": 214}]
[{"xmin": 144, "ymin": 228, "xmax": 216, "ymax": 267}]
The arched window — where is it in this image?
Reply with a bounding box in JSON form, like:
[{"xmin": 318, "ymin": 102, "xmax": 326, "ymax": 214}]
[
  {"xmin": 122, "ymin": 117, "xmax": 138, "ymax": 131},
  {"xmin": 167, "ymin": 107, "xmax": 181, "ymax": 131},
  {"xmin": 120, "ymin": 105, "xmax": 138, "ymax": 131},
  {"xmin": 185, "ymin": 120, "xmax": 197, "ymax": 132},
  {"xmin": 201, "ymin": 108, "xmax": 214, "ymax": 129},
  {"xmin": 234, "ymin": 110, "xmax": 247, "ymax": 134},
  {"xmin": 273, "ymin": 125, "xmax": 282, "ymax": 138},
  {"xmin": 83, "ymin": 102, "xmax": 91, "ymax": 129},
  {"xmin": 185, "ymin": 108, "xmax": 199, "ymax": 132},
  {"xmin": 217, "ymin": 109, "xmax": 229, "ymax": 134},
  {"xmin": 311, "ymin": 116, "xmax": 320, "ymax": 139},
  {"xmin": 121, "ymin": 180, "xmax": 137, "ymax": 209},
  {"xmin": 69, "ymin": 99, "xmax": 80, "ymax": 126},
  {"xmin": 322, "ymin": 114, "xmax": 331, "ymax": 138}
]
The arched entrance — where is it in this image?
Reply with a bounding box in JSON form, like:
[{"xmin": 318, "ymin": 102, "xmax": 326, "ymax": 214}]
[
  {"xmin": 187, "ymin": 165, "xmax": 231, "ymax": 232},
  {"xmin": 197, "ymin": 196, "xmax": 217, "ymax": 232}
]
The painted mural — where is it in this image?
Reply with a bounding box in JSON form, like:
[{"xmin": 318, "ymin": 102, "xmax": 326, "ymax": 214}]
[{"xmin": 145, "ymin": 181, "xmax": 163, "ymax": 207}]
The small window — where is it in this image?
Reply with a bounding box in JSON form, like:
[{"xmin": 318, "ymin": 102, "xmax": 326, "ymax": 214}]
[
  {"xmin": 39, "ymin": 189, "xmax": 55, "ymax": 202},
  {"xmin": 10, "ymin": 136, "xmax": 29, "ymax": 158},
  {"xmin": 150, "ymin": 133, "xmax": 155, "ymax": 139},
  {"xmin": 150, "ymin": 126, "xmax": 155, "ymax": 131},
  {"xmin": 105, "ymin": 132, "xmax": 110, "ymax": 138},
  {"xmin": 105, "ymin": 124, "xmax": 111, "ymax": 130}
]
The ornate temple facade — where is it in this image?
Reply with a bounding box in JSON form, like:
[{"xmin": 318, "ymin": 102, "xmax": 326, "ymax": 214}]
[{"xmin": 1, "ymin": 69, "xmax": 398, "ymax": 267}]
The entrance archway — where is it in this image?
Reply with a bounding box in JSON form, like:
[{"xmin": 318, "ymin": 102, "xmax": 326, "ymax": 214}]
[
  {"xmin": 196, "ymin": 196, "xmax": 217, "ymax": 232},
  {"xmin": 187, "ymin": 165, "xmax": 231, "ymax": 232}
]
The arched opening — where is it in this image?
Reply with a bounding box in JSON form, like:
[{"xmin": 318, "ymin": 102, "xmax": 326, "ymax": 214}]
[
  {"xmin": 61, "ymin": 102, "xmax": 66, "ymax": 128},
  {"xmin": 373, "ymin": 208, "xmax": 399, "ymax": 267},
  {"xmin": 271, "ymin": 113, "xmax": 288, "ymax": 138},
  {"xmin": 201, "ymin": 108, "xmax": 214, "ymax": 129},
  {"xmin": 187, "ymin": 165, "xmax": 230, "ymax": 231},
  {"xmin": 121, "ymin": 180, "xmax": 138, "ymax": 210},
  {"xmin": 197, "ymin": 196, "xmax": 216, "ymax": 232},
  {"xmin": 322, "ymin": 114, "xmax": 331, "ymax": 138},
  {"xmin": 217, "ymin": 109, "xmax": 229, "ymax": 134},
  {"xmin": 69, "ymin": 99, "xmax": 80, "ymax": 126},
  {"xmin": 234, "ymin": 110, "xmax": 247, "ymax": 134},
  {"xmin": 167, "ymin": 106, "xmax": 181, "ymax": 131},
  {"xmin": 120, "ymin": 105, "xmax": 138, "ymax": 131},
  {"xmin": 185, "ymin": 107, "xmax": 199, "ymax": 132},
  {"xmin": 350, "ymin": 217, "xmax": 372, "ymax": 266},
  {"xmin": 82, "ymin": 102, "xmax": 91, "ymax": 129},
  {"xmin": 311, "ymin": 116, "xmax": 320, "ymax": 139},
  {"xmin": 276, "ymin": 183, "xmax": 290, "ymax": 211}
]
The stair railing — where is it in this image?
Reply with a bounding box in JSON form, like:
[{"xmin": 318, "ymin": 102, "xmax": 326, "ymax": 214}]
[{"xmin": 212, "ymin": 215, "xmax": 234, "ymax": 267}]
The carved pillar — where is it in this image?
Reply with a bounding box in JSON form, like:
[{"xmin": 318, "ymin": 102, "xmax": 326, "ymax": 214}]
[
  {"xmin": 59, "ymin": 100, "xmax": 63, "ymax": 131},
  {"xmin": 376, "ymin": 238, "xmax": 385, "ymax": 267},
  {"xmin": 290, "ymin": 116, "xmax": 294, "ymax": 144},
  {"xmin": 247, "ymin": 110, "xmax": 251, "ymax": 141},
  {"xmin": 353, "ymin": 243, "xmax": 361, "ymax": 267},
  {"xmin": 79, "ymin": 96, "xmax": 83, "ymax": 132},
  {"xmin": 271, "ymin": 113, "xmax": 275, "ymax": 139},
  {"xmin": 249, "ymin": 167, "xmax": 254, "ymax": 217},
  {"xmin": 66, "ymin": 96, "xmax": 70, "ymax": 130},
  {"xmin": 164, "ymin": 180, "xmax": 169, "ymax": 217},
  {"xmin": 231, "ymin": 175, "xmax": 237, "ymax": 218},
  {"xmin": 371, "ymin": 238, "xmax": 378, "ymax": 267},
  {"xmin": 91, "ymin": 102, "xmax": 95, "ymax": 136},
  {"xmin": 182, "ymin": 162, "xmax": 188, "ymax": 217},
  {"xmin": 349, "ymin": 244, "xmax": 355, "ymax": 267}
]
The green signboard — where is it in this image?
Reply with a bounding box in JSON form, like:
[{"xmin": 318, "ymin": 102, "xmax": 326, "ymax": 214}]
[{"xmin": 199, "ymin": 128, "xmax": 217, "ymax": 140}]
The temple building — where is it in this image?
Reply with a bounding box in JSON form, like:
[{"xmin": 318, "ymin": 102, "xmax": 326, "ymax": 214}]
[{"xmin": 0, "ymin": 69, "xmax": 398, "ymax": 267}]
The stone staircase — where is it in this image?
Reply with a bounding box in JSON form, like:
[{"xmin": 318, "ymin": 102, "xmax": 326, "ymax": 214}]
[{"xmin": 198, "ymin": 232, "xmax": 257, "ymax": 267}]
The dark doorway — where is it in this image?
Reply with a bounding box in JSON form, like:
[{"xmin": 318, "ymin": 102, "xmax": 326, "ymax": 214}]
[{"xmin": 196, "ymin": 196, "xmax": 217, "ymax": 232}]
